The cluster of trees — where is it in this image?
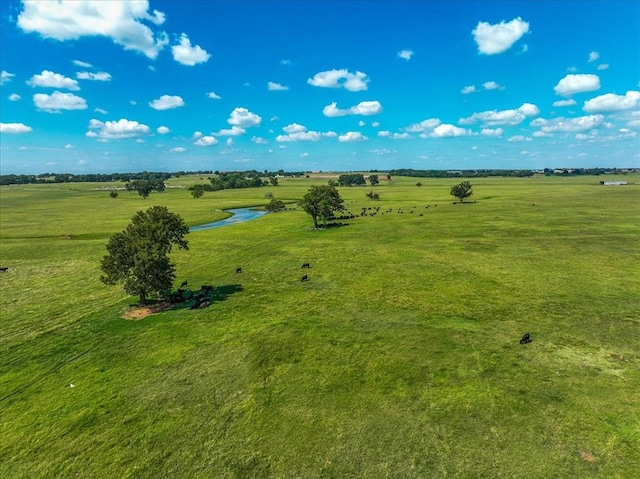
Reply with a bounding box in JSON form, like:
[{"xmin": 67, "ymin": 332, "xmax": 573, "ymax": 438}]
[
  {"xmin": 125, "ymin": 179, "xmax": 166, "ymax": 198},
  {"xmin": 542, "ymin": 168, "xmax": 637, "ymax": 176},
  {"xmin": 338, "ymin": 174, "xmax": 366, "ymax": 186},
  {"xmin": 101, "ymin": 206, "xmax": 189, "ymax": 304}
]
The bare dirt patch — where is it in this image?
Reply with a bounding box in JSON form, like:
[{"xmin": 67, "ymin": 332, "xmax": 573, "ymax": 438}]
[
  {"xmin": 122, "ymin": 302, "xmax": 174, "ymax": 320},
  {"xmin": 581, "ymin": 452, "xmax": 596, "ymax": 462}
]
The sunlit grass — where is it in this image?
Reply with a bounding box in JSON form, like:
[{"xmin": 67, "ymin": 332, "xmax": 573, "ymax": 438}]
[{"xmin": 1, "ymin": 174, "xmax": 639, "ymax": 478}]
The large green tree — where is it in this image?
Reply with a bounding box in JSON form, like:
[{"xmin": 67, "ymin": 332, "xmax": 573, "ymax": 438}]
[
  {"xmin": 125, "ymin": 179, "xmax": 166, "ymax": 198},
  {"xmin": 298, "ymin": 185, "xmax": 344, "ymax": 228},
  {"xmin": 450, "ymin": 181, "xmax": 473, "ymax": 202},
  {"xmin": 100, "ymin": 206, "xmax": 189, "ymax": 304}
]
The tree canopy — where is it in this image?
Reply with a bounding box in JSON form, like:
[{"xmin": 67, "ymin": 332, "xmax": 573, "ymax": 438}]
[
  {"xmin": 298, "ymin": 185, "xmax": 344, "ymax": 228},
  {"xmin": 100, "ymin": 206, "xmax": 189, "ymax": 304},
  {"xmin": 450, "ymin": 181, "xmax": 473, "ymax": 202},
  {"xmin": 125, "ymin": 179, "xmax": 166, "ymax": 198}
]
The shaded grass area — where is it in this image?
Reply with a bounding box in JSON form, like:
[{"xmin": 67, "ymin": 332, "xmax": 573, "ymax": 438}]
[{"xmin": 1, "ymin": 175, "xmax": 639, "ymax": 478}]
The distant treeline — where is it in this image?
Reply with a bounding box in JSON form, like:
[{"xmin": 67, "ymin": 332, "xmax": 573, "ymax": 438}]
[
  {"xmin": 387, "ymin": 169, "xmax": 535, "ymax": 178},
  {"xmin": 0, "ymin": 169, "xmax": 307, "ymax": 186}
]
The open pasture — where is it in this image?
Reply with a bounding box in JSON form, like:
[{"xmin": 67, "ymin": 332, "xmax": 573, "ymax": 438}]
[{"xmin": 1, "ymin": 175, "xmax": 639, "ymax": 478}]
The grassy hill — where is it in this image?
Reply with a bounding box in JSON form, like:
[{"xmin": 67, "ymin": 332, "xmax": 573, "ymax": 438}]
[{"xmin": 1, "ymin": 174, "xmax": 638, "ymax": 478}]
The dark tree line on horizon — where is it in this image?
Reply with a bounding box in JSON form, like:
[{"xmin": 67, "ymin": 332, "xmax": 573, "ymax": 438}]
[{"xmin": 1, "ymin": 167, "xmax": 636, "ymax": 186}]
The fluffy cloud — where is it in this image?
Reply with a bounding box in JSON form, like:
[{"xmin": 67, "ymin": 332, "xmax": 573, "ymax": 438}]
[
  {"xmin": 157, "ymin": 125, "xmax": 170, "ymax": 134},
  {"xmin": 28, "ymin": 70, "xmax": 80, "ymax": 90},
  {"xmin": 267, "ymin": 81, "xmax": 289, "ymax": 91},
  {"xmin": 76, "ymin": 71, "xmax": 112, "ymax": 81},
  {"xmin": 338, "ymin": 131, "xmax": 367, "ymax": 142},
  {"xmin": 171, "ymin": 33, "xmax": 210, "ymax": 65},
  {"xmin": 73, "ymin": 60, "xmax": 92, "ymax": 68},
  {"xmin": 461, "ymin": 85, "xmax": 476, "ymax": 94},
  {"xmin": 554, "ymin": 74, "xmax": 600, "ymax": 96},
  {"xmin": 459, "ymin": 103, "xmax": 539, "ymax": 126},
  {"xmin": 252, "ymin": 136, "xmax": 268, "ymax": 144},
  {"xmin": 483, "ymin": 81, "xmax": 504, "ymax": 90},
  {"xmin": 1, "ymin": 70, "xmax": 15, "ymax": 85},
  {"xmin": 405, "ymin": 118, "xmax": 441, "ymax": 133},
  {"xmin": 149, "ymin": 95, "xmax": 184, "ymax": 110},
  {"xmin": 0, "ymin": 122, "xmax": 33, "ymax": 133},
  {"xmin": 86, "ymin": 118, "xmax": 151, "ymax": 139},
  {"xmin": 472, "ymin": 17, "xmax": 529, "ymax": 55},
  {"xmin": 378, "ymin": 131, "xmax": 410, "ymax": 139},
  {"xmin": 227, "ymin": 107, "xmax": 261, "ymax": 127},
  {"xmin": 9, "ymin": 93, "xmax": 21, "ymax": 101},
  {"xmin": 307, "ymin": 69, "xmax": 369, "ymax": 92},
  {"xmin": 553, "ymin": 98, "xmax": 577, "ymax": 107},
  {"xmin": 582, "ymin": 91, "xmax": 640, "ymax": 113},
  {"xmin": 194, "ymin": 135, "xmax": 217, "ymax": 146},
  {"xmin": 207, "ymin": 91, "xmax": 221, "ymax": 99},
  {"xmin": 276, "ymin": 124, "xmax": 323, "ymax": 142},
  {"xmin": 431, "ymin": 124, "xmax": 470, "ymax": 138},
  {"xmin": 397, "ymin": 49, "xmax": 413, "ymax": 61},
  {"xmin": 507, "ymin": 135, "xmax": 531, "ymax": 142},
  {"xmin": 17, "ymin": 0, "xmax": 168, "ymax": 59},
  {"xmin": 215, "ymin": 126, "xmax": 246, "ymax": 136},
  {"xmin": 323, "ymin": 101, "xmax": 383, "ymax": 117},
  {"xmin": 480, "ymin": 128, "xmax": 504, "ymax": 137},
  {"xmin": 588, "ymin": 51, "xmax": 599, "ymax": 63},
  {"xmin": 33, "ymin": 91, "xmax": 87, "ymax": 112},
  {"xmin": 531, "ymin": 114, "xmax": 604, "ymax": 133}
]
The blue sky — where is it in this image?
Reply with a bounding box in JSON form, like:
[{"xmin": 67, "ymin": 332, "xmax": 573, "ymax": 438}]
[{"xmin": 1, "ymin": 1, "xmax": 638, "ymax": 174}]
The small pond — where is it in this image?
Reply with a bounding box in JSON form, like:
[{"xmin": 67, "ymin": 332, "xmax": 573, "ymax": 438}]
[{"xmin": 189, "ymin": 208, "xmax": 266, "ymax": 232}]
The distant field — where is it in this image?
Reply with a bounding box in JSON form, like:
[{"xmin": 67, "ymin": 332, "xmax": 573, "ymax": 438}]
[{"xmin": 1, "ymin": 174, "xmax": 639, "ymax": 478}]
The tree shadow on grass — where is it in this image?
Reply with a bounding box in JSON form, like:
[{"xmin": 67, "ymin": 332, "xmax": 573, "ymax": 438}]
[{"xmin": 168, "ymin": 284, "xmax": 244, "ymax": 311}]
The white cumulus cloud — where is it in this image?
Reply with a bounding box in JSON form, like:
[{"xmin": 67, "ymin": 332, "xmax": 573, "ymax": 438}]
[
  {"xmin": 459, "ymin": 103, "xmax": 539, "ymax": 126},
  {"xmin": 252, "ymin": 136, "xmax": 268, "ymax": 144},
  {"xmin": 0, "ymin": 122, "xmax": 33, "ymax": 133},
  {"xmin": 552, "ymin": 98, "xmax": 577, "ymax": 107},
  {"xmin": 531, "ymin": 114, "xmax": 604, "ymax": 133},
  {"xmin": 267, "ymin": 81, "xmax": 289, "ymax": 91},
  {"xmin": 323, "ymin": 100, "xmax": 383, "ymax": 117},
  {"xmin": 405, "ymin": 118, "xmax": 442, "ymax": 132},
  {"xmin": 86, "ymin": 118, "xmax": 151, "ymax": 139},
  {"xmin": 507, "ymin": 135, "xmax": 531, "ymax": 142},
  {"xmin": 17, "ymin": 0, "xmax": 169, "ymax": 59},
  {"xmin": 33, "ymin": 91, "xmax": 87, "ymax": 112},
  {"xmin": 461, "ymin": 85, "xmax": 476, "ymax": 94},
  {"xmin": 1, "ymin": 70, "xmax": 15, "ymax": 85},
  {"xmin": 431, "ymin": 124, "xmax": 470, "ymax": 138},
  {"xmin": 583, "ymin": 91, "xmax": 640, "ymax": 113},
  {"xmin": 194, "ymin": 135, "xmax": 217, "ymax": 146},
  {"xmin": 171, "ymin": 33, "xmax": 210, "ymax": 65},
  {"xmin": 398, "ymin": 49, "xmax": 413, "ymax": 61},
  {"xmin": 483, "ymin": 81, "xmax": 505, "ymax": 90},
  {"xmin": 307, "ymin": 69, "xmax": 369, "ymax": 92},
  {"xmin": 554, "ymin": 74, "xmax": 600, "ymax": 96},
  {"xmin": 76, "ymin": 71, "xmax": 112, "ymax": 81},
  {"xmin": 73, "ymin": 60, "xmax": 92, "ymax": 68},
  {"xmin": 588, "ymin": 51, "xmax": 599, "ymax": 63},
  {"xmin": 227, "ymin": 107, "xmax": 261, "ymax": 127},
  {"xmin": 480, "ymin": 128, "xmax": 504, "ymax": 137},
  {"xmin": 9, "ymin": 93, "xmax": 21, "ymax": 101},
  {"xmin": 149, "ymin": 95, "xmax": 184, "ymax": 110},
  {"xmin": 28, "ymin": 70, "xmax": 80, "ymax": 90},
  {"xmin": 338, "ymin": 131, "xmax": 367, "ymax": 142},
  {"xmin": 207, "ymin": 91, "xmax": 221, "ymax": 99},
  {"xmin": 283, "ymin": 123, "xmax": 307, "ymax": 134},
  {"xmin": 472, "ymin": 17, "xmax": 530, "ymax": 55},
  {"xmin": 215, "ymin": 126, "xmax": 246, "ymax": 136},
  {"xmin": 157, "ymin": 125, "xmax": 170, "ymax": 134},
  {"xmin": 276, "ymin": 124, "xmax": 322, "ymax": 142}
]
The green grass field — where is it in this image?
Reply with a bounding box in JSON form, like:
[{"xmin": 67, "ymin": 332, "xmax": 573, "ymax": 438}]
[{"xmin": 1, "ymin": 174, "xmax": 639, "ymax": 478}]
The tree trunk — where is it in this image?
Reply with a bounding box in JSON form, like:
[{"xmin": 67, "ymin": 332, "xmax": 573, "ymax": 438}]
[{"xmin": 139, "ymin": 292, "xmax": 147, "ymax": 305}]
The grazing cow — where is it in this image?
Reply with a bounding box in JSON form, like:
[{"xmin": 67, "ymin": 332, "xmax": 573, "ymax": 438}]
[
  {"xmin": 301, "ymin": 274, "xmax": 309, "ymax": 282},
  {"xmin": 0, "ymin": 267, "xmax": 8, "ymax": 272},
  {"xmin": 235, "ymin": 267, "xmax": 242, "ymax": 274},
  {"xmin": 519, "ymin": 333, "xmax": 532, "ymax": 344},
  {"xmin": 301, "ymin": 262, "xmax": 310, "ymax": 269},
  {"xmin": 180, "ymin": 280, "xmax": 188, "ymax": 288}
]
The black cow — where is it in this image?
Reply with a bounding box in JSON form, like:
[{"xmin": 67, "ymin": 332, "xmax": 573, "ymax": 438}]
[
  {"xmin": 0, "ymin": 267, "xmax": 8, "ymax": 272},
  {"xmin": 235, "ymin": 267, "xmax": 242, "ymax": 274},
  {"xmin": 519, "ymin": 333, "xmax": 532, "ymax": 344},
  {"xmin": 301, "ymin": 274, "xmax": 309, "ymax": 282},
  {"xmin": 301, "ymin": 262, "xmax": 310, "ymax": 269}
]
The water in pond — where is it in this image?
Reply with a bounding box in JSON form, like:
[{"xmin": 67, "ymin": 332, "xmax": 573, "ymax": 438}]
[{"xmin": 189, "ymin": 208, "xmax": 266, "ymax": 232}]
